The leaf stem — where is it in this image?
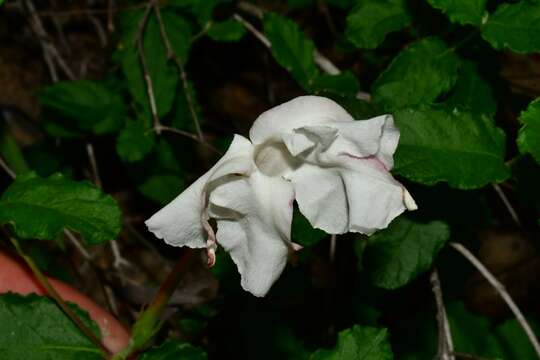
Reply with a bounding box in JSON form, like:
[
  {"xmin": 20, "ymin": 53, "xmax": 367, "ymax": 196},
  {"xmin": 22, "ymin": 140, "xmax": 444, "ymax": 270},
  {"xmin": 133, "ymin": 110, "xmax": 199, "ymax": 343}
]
[{"xmin": 8, "ymin": 236, "xmax": 111, "ymax": 358}]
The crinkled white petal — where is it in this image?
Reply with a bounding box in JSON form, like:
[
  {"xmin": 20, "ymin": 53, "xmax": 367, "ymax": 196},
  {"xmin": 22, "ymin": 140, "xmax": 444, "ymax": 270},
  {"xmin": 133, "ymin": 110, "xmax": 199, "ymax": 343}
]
[
  {"xmin": 145, "ymin": 135, "xmax": 254, "ymax": 248},
  {"xmin": 209, "ymin": 172, "xmax": 294, "ymax": 297},
  {"xmin": 249, "ymin": 96, "xmax": 353, "ymax": 145}
]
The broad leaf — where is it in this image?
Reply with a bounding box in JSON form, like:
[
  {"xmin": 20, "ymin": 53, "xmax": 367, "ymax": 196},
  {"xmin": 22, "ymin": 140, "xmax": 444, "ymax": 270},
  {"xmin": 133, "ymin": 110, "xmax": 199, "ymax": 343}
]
[
  {"xmin": 445, "ymin": 60, "xmax": 496, "ymax": 116},
  {"xmin": 116, "ymin": 120, "xmax": 155, "ymax": 163},
  {"xmin": 363, "ymin": 218, "xmax": 450, "ymax": 289},
  {"xmin": 310, "ymin": 71, "xmax": 360, "ymax": 97},
  {"xmin": 138, "ymin": 174, "xmax": 184, "ymax": 204},
  {"xmin": 168, "ymin": 0, "xmax": 219, "ymax": 25},
  {"xmin": 427, "ymin": 0, "xmax": 487, "ymax": 26},
  {"xmin": 39, "ymin": 80, "xmax": 125, "ymax": 134},
  {"xmin": 0, "ymin": 293, "xmax": 102, "ymax": 360},
  {"xmin": 482, "ymin": 1, "xmax": 540, "ymax": 54},
  {"xmin": 345, "ymin": 0, "xmax": 411, "ymax": 49},
  {"xmin": 372, "ymin": 37, "xmax": 460, "ymax": 111},
  {"xmin": 0, "ymin": 173, "xmax": 122, "ymax": 244},
  {"xmin": 393, "ymin": 105, "xmax": 509, "ymax": 189},
  {"xmin": 208, "ymin": 19, "xmax": 246, "ymax": 42},
  {"xmin": 518, "ymin": 98, "xmax": 540, "ymax": 164},
  {"xmin": 263, "ymin": 12, "xmax": 319, "ymax": 90},
  {"xmin": 311, "ymin": 325, "xmax": 393, "ymax": 360},
  {"xmin": 140, "ymin": 340, "xmax": 207, "ymax": 360}
]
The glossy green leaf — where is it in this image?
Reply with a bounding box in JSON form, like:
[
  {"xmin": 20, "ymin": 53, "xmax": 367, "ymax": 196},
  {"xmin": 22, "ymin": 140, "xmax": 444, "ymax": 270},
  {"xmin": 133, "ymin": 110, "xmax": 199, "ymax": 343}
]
[
  {"xmin": 310, "ymin": 71, "xmax": 360, "ymax": 97},
  {"xmin": 263, "ymin": 12, "xmax": 319, "ymax": 90},
  {"xmin": 372, "ymin": 37, "xmax": 460, "ymax": 111},
  {"xmin": 393, "ymin": 105, "xmax": 509, "ymax": 189},
  {"xmin": 208, "ymin": 19, "xmax": 246, "ymax": 42},
  {"xmin": 445, "ymin": 60, "xmax": 496, "ymax": 116},
  {"xmin": 116, "ymin": 120, "xmax": 155, "ymax": 163},
  {"xmin": 363, "ymin": 218, "xmax": 449, "ymax": 289},
  {"xmin": 0, "ymin": 173, "xmax": 121, "ymax": 244},
  {"xmin": 38, "ymin": 80, "xmax": 125, "ymax": 134},
  {"xmin": 427, "ymin": 0, "xmax": 487, "ymax": 25},
  {"xmin": 482, "ymin": 1, "xmax": 540, "ymax": 54},
  {"xmin": 0, "ymin": 293, "xmax": 102, "ymax": 360},
  {"xmin": 345, "ymin": 0, "xmax": 411, "ymax": 49},
  {"xmin": 518, "ymin": 98, "xmax": 540, "ymax": 164},
  {"xmin": 140, "ymin": 340, "xmax": 207, "ymax": 360},
  {"xmin": 311, "ymin": 325, "xmax": 393, "ymax": 360}
]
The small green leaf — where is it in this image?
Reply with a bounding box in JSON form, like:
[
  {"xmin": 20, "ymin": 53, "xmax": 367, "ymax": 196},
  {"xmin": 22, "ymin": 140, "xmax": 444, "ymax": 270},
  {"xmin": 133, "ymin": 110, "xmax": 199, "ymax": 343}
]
[
  {"xmin": 140, "ymin": 340, "xmax": 207, "ymax": 360},
  {"xmin": 0, "ymin": 128, "xmax": 30, "ymax": 175},
  {"xmin": 427, "ymin": 0, "xmax": 487, "ymax": 26},
  {"xmin": 291, "ymin": 207, "xmax": 327, "ymax": 247},
  {"xmin": 168, "ymin": 0, "xmax": 219, "ymax": 25},
  {"xmin": 482, "ymin": 1, "xmax": 540, "ymax": 54},
  {"xmin": 0, "ymin": 293, "xmax": 102, "ymax": 360},
  {"xmin": 38, "ymin": 80, "xmax": 125, "ymax": 134},
  {"xmin": 345, "ymin": 0, "xmax": 411, "ymax": 49},
  {"xmin": 116, "ymin": 120, "xmax": 155, "ymax": 163},
  {"xmin": 372, "ymin": 37, "xmax": 460, "ymax": 111},
  {"xmin": 311, "ymin": 325, "xmax": 393, "ymax": 360},
  {"xmin": 0, "ymin": 173, "xmax": 122, "ymax": 244},
  {"xmin": 208, "ymin": 19, "xmax": 246, "ymax": 42},
  {"xmin": 138, "ymin": 174, "xmax": 184, "ymax": 204},
  {"xmin": 363, "ymin": 218, "xmax": 450, "ymax": 289},
  {"xmin": 393, "ymin": 105, "xmax": 509, "ymax": 189},
  {"xmin": 445, "ymin": 60, "xmax": 496, "ymax": 116},
  {"xmin": 263, "ymin": 12, "xmax": 319, "ymax": 90},
  {"xmin": 518, "ymin": 98, "xmax": 540, "ymax": 164},
  {"xmin": 310, "ymin": 71, "xmax": 360, "ymax": 97}
]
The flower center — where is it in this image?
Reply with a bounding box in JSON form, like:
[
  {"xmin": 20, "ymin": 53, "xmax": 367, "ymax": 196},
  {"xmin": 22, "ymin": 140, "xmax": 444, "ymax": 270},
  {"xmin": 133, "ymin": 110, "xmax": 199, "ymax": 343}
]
[{"xmin": 254, "ymin": 142, "xmax": 298, "ymax": 177}]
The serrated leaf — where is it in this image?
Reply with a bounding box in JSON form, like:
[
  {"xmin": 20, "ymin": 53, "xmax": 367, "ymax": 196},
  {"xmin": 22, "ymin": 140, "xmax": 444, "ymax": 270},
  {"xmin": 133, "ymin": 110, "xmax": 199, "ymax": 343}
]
[
  {"xmin": 518, "ymin": 98, "xmax": 540, "ymax": 164},
  {"xmin": 208, "ymin": 19, "xmax": 246, "ymax": 42},
  {"xmin": 363, "ymin": 218, "xmax": 449, "ymax": 289},
  {"xmin": 482, "ymin": 1, "xmax": 540, "ymax": 54},
  {"xmin": 140, "ymin": 340, "xmax": 207, "ymax": 360},
  {"xmin": 427, "ymin": 0, "xmax": 487, "ymax": 26},
  {"xmin": 345, "ymin": 0, "xmax": 411, "ymax": 49},
  {"xmin": 118, "ymin": 11, "xmax": 178, "ymax": 119},
  {"xmin": 0, "ymin": 173, "xmax": 121, "ymax": 244},
  {"xmin": 38, "ymin": 80, "xmax": 125, "ymax": 135},
  {"xmin": 311, "ymin": 325, "xmax": 393, "ymax": 360},
  {"xmin": 263, "ymin": 12, "xmax": 319, "ymax": 90},
  {"xmin": 116, "ymin": 120, "xmax": 155, "ymax": 163},
  {"xmin": 0, "ymin": 293, "xmax": 102, "ymax": 360},
  {"xmin": 372, "ymin": 37, "xmax": 460, "ymax": 111},
  {"xmin": 445, "ymin": 60, "xmax": 496, "ymax": 116},
  {"xmin": 138, "ymin": 174, "xmax": 184, "ymax": 204},
  {"xmin": 393, "ymin": 105, "xmax": 509, "ymax": 189},
  {"xmin": 310, "ymin": 71, "xmax": 360, "ymax": 97}
]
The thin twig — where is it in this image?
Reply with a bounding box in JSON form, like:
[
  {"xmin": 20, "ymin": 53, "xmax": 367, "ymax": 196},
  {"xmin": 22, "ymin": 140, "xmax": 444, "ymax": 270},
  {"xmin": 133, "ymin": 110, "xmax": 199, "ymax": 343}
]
[
  {"xmin": 0, "ymin": 156, "xmax": 16, "ymax": 179},
  {"xmin": 329, "ymin": 234, "xmax": 336, "ymax": 263},
  {"xmin": 492, "ymin": 183, "xmax": 522, "ymax": 227},
  {"xmin": 234, "ymin": 14, "xmax": 270, "ymax": 47},
  {"xmin": 451, "ymin": 352, "xmax": 493, "ymax": 360},
  {"xmin": 153, "ymin": 4, "xmax": 204, "ymax": 142},
  {"xmin": 430, "ymin": 269, "xmax": 455, "ymax": 360},
  {"xmin": 9, "ymin": 236, "xmax": 111, "ymax": 358},
  {"xmin": 86, "ymin": 143, "xmax": 102, "ymax": 189},
  {"xmin": 64, "ymin": 229, "xmax": 93, "ymax": 261},
  {"xmin": 449, "ymin": 242, "xmax": 540, "ymax": 358},
  {"xmin": 152, "ymin": 125, "xmax": 222, "ymax": 155}
]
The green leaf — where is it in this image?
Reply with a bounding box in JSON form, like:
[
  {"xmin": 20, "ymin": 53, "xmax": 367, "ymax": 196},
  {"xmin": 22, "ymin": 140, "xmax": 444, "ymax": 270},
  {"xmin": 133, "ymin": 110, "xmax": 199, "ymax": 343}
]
[
  {"xmin": 427, "ymin": 0, "xmax": 487, "ymax": 26},
  {"xmin": 0, "ymin": 173, "xmax": 122, "ymax": 244},
  {"xmin": 363, "ymin": 218, "xmax": 449, "ymax": 289},
  {"xmin": 518, "ymin": 98, "xmax": 540, "ymax": 164},
  {"xmin": 118, "ymin": 11, "xmax": 178, "ymax": 119},
  {"xmin": 168, "ymin": 0, "xmax": 219, "ymax": 25},
  {"xmin": 482, "ymin": 1, "xmax": 540, "ymax": 54},
  {"xmin": 372, "ymin": 37, "xmax": 460, "ymax": 111},
  {"xmin": 345, "ymin": 0, "xmax": 411, "ymax": 49},
  {"xmin": 0, "ymin": 293, "xmax": 102, "ymax": 360},
  {"xmin": 208, "ymin": 19, "xmax": 246, "ymax": 42},
  {"xmin": 116, "ymin": 120, "xmax": 155, "ymax": 163},
  {"xmin": 311, "ymin": 325, "xmax": 393, "ymax": 360},
  {"xmin": 140, "ymin": 340, "xmax": 207, "ymax": 360},
  {"xmin": 393, "ymin": 105, "xmax": 510, "ymax": 189},
  {"xmin": 0, "ymin": 128, "xmax": 30, "ymax": 175},
  {"xmin": 445, "ymin": 60, "xmax": 496, "ymax": 116},
  {"xmin": 38, "ymin": 80, "xmax": 125, "ymax": 134},
  {"xmin": 138, "ymin": 174, "xmax": 184, "ymax": 204},
  {"xmin": 263, "ymin": 12, "xmax": 319, "ymax": 90},
  {"xmin": 310, "ymin": 71, "xmax": 360, "ymax": 97},
  {"xmin": 161, "ymin": 11, "xmax": 193, "ymax": 61},
  {"xmin": 291, "ymin": 207, "xmax": 327, "ymax": 247}
]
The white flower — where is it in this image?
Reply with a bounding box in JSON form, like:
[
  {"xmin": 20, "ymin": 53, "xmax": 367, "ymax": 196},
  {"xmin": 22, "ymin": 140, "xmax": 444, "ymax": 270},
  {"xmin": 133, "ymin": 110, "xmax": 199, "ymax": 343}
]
[{"xmin": 145, "ymin": 96, "xmax": 417, "ymax": 297}]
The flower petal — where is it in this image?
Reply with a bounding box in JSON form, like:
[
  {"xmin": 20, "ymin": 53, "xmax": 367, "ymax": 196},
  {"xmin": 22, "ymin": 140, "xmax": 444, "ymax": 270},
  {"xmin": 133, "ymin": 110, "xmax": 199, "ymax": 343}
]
[
  {"xmin": 145, "ymin": 135, "xmax": 254, "ymax": 248},
  {"xmin": 209, "ymin": 172, "xmax": 294, "ymax": 297},
  {"xmin": 249, "ymin": 96, "xmax": 353, "ymax": 145}
]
